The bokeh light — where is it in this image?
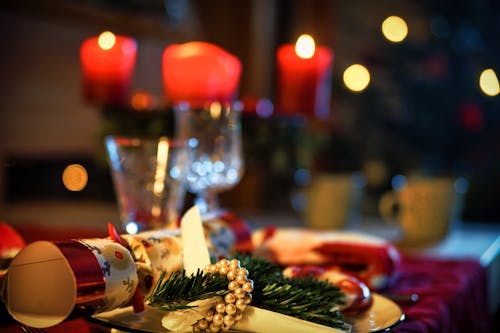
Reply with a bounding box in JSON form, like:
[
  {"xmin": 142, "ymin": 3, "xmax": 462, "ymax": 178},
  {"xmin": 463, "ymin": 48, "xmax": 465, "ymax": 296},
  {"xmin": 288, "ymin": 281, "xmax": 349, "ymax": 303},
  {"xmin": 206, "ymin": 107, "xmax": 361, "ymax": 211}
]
[
  {"xmin": 256, "ymin": 98, "xmax": 274, "ymax": 118},
  {"xmin": 131, "ymin": 91, "xmax": 154, "ymax": 110},
  {"xmin": 97, "ymin": 31, "xmax": 116, "ymax": 50},
  {"xmin": 382, "ymin": 16, "xmax": 408, "ymax": 43},
  {"xmin": 295, "ymin": 34, "xmax": 315, "ymax": 59},
  {"xmin": 125, "ymin": 221, "xmax": 139, "ymax": 235},
  {"xmin": 62, "ymin": 164, "xmax": 88, "ymax": 191},
  {"xmin": 343, "ymin": 64, "xmax": 371, "ymax": 92},
  {"xmin": 479, "ymin": 68, "xmax": 500, "ymax": 96}
]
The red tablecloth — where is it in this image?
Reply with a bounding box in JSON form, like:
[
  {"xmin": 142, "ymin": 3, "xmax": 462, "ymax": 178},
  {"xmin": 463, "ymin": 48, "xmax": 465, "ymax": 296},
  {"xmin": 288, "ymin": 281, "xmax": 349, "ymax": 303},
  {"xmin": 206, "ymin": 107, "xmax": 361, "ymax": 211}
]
[
  {"xmin": 391, "ymin": 256, "xmax": 490, "ymax": 333},
  {"xmin": 0, "ymin": 225, "xmax": 493, "ymax": 333}
]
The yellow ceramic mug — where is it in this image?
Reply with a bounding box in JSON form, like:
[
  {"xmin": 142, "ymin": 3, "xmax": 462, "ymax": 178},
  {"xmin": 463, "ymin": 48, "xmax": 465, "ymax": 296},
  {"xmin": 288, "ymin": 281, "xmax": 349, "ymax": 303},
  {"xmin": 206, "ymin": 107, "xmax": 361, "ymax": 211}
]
[
  {"xmin": 305, "ymin": 172, "xmax": 366, "ymax": 230},
  {"xmin": 379, "ymin": 176, "xmax": 467, "ymax": 245}
]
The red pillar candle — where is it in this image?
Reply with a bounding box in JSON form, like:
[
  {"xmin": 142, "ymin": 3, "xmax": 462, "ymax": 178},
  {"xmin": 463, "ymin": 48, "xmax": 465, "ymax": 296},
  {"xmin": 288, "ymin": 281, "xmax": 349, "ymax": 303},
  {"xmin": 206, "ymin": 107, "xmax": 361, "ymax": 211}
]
[
  {"xmin": 80, "ymin": 31, "xmax": 137, "ymax": 106},
  {"xmin": 276, "ymin": 34, "xmax": 334, "ymax": 119},
  {"xmin": 162, "ymin": 41, "xmax": 242, "ymax": 107}
]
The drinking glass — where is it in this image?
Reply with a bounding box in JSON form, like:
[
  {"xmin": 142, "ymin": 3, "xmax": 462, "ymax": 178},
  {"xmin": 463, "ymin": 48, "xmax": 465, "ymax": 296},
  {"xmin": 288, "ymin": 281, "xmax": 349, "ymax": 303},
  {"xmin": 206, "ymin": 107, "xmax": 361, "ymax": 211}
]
[
  {"xmin": 174, "ymin": 101, "xmax": 244, "ymax": 219},
  {"xmin": 105, "ymin": 136, "xmax": 192, "ymax": 233}
]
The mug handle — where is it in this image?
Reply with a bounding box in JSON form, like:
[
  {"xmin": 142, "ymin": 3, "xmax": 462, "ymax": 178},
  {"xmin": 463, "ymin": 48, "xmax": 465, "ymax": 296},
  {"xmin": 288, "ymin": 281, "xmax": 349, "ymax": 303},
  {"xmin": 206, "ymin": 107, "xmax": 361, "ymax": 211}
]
[{"xmin": 378, "ymin": 191, "xmax": 400, "ymax": 223}]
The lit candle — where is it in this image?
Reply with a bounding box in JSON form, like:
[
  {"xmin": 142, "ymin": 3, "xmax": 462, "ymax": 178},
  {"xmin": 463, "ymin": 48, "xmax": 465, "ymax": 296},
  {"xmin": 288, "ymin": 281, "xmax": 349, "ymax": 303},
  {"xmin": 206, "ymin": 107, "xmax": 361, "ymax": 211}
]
[
  {"xmin": 80, "ymin": 31, "xmax": 137, "ymax": 106},
  {"xmin": 162, "ymin": 41, "xmax": 242, "ymax": 107},
  {"xmin": 276, "ymin": 34, "xmax": 334, "ymax": 119}
]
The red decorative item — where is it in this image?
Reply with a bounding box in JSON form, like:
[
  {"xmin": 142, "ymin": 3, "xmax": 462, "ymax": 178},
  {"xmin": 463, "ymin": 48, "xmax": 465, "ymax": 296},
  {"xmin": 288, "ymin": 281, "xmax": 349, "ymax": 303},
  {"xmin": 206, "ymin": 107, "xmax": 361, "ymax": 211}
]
[
  {"xmin": 80, "ymin": 31, "xmax": 137, "ymax": 106},
  {"xmin": 219, "ymin": 211, "xmax": 254, "ymax": 254},
  {"xmin": 276, "ymin": 35, "xmax": 333, "ymax": 119},
  {"xmin": 162, "ymin": 41, "xmax": 242, "ymax": 107},
  {"xmin": 0, "ymin": 222, "xmax": 25, "ymax": 259},
  {"xmin": 253, "ymin": 229, "xmax": 401, "ymax": 290}
]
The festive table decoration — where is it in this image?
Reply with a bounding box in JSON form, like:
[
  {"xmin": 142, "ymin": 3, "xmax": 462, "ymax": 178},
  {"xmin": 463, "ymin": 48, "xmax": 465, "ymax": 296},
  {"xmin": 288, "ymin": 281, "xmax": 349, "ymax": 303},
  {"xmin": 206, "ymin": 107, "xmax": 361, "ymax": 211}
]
[
  {"xmin": 162, "ymin": 41, "xmax": 242, "ymax": 107},
  {"xmin": 0, "ymin": 223, "xmax": 25, "ymax": 275},
  {"xmin": 80, "ymin": 31, "xmax": 137, "ymax": 106},
  {"xmin": 4, "ymin": 238, "xmax": 137, "ymax": 328},
  {"xmin": 252, "ymin": 227, "xmax": 402, "ymax": 290},
  {"xmin": 3, "ymin": 206, "xmax": 407, "ymax": 332},
  {"xmin": 276, "ymin": 34, "xmax": 334, "ymax": 119},
  {"xmin": 144, "ymin": 206, "xmax": 350, "ymax": 332}
]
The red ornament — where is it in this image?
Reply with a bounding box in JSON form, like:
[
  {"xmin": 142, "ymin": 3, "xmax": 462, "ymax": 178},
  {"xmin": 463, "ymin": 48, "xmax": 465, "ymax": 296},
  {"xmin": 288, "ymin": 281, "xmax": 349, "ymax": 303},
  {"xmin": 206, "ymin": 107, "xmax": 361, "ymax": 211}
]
[
  {"xmin": 459, "ymin": 101, "xmax": 484, "ymax": 132},
  {"xmin": 0, "ymin": 222, "xmax": 25, "ymax": 259}
]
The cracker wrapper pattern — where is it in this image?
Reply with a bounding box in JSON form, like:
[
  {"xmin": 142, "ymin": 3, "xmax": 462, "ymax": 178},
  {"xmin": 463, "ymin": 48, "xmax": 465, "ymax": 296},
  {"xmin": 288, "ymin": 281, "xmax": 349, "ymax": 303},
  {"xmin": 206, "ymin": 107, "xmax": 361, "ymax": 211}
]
[{"xmin": 4, "ymin": 238, "xmax": 137, "ymax": 328}]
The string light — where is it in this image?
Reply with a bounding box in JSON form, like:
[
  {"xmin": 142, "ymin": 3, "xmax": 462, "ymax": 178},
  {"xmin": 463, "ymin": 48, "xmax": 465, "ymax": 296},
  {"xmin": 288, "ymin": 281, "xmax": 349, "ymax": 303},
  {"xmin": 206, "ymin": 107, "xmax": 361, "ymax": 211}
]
[
  {"xmin": 343, "ymin": 64, "xmax": 371, "ymax": 92},
  {"xmin": 382, "ymin": 16, "xmax": 408, "ymax": 43},
  {"xmin": 479, "ymin": 68, "xmax": 500, "ymax": 96}
]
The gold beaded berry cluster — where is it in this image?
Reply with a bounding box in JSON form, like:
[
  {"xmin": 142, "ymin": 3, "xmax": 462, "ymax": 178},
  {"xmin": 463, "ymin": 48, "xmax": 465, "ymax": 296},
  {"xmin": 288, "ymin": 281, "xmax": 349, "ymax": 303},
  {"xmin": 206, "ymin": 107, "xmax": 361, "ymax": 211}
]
[{"xmin": 193, "ymin": 258, "xmax": 253, "ymax": 332}]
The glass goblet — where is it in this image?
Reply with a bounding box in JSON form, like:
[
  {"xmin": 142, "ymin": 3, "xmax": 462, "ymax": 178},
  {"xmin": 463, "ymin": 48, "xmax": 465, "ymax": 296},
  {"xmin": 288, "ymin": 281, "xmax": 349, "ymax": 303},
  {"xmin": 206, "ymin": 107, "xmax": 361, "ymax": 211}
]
[
  {"xmin": 174, "ymin": 101, "xmax": 244, "ymax": 220},
  {"xmin": 105, "ymin": 136, "xmax": 192, "ymax": 234}
]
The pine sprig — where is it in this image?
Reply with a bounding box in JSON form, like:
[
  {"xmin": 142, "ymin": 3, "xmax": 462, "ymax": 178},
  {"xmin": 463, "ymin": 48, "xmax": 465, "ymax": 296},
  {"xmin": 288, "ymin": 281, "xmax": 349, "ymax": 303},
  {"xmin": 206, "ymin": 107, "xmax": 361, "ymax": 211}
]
[
  {"xmin": 147, "ymin": 269, "xmax": 229, "ymax": 311},
  {"xmin": 233, "ymin": 254, "xmax": 348, "ymax": 330},
  {"xmin": 147, "ymin": 255, "xmax": 349, "ymax": 330}
]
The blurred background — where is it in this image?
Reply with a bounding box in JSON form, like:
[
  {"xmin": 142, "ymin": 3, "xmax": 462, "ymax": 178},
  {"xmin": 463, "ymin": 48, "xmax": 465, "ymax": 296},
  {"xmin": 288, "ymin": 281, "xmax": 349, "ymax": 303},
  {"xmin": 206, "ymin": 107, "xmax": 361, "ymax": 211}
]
[{"xmin": 1, "ymin": 0, "xmax": 499, "ymax": 228}]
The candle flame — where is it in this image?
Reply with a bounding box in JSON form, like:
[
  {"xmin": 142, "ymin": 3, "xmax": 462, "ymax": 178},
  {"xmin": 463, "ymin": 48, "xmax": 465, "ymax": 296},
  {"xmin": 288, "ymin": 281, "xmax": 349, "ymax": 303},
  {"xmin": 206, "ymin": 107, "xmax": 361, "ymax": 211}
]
[
  {"xmin": 295, "ymin": 34, "xmax": 315, "ymax": 59},
  {"xmin": 98, "ymin": 31, "xmax": 116, "ymax": 50}
]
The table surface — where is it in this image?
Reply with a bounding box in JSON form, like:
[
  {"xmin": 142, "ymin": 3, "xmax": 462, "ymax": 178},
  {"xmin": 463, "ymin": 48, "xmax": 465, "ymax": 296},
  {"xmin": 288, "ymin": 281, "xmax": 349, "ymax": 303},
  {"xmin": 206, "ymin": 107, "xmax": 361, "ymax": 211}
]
[{"xmin": 2, "ymin": 214, "xmax": 499, "ymax": 333}]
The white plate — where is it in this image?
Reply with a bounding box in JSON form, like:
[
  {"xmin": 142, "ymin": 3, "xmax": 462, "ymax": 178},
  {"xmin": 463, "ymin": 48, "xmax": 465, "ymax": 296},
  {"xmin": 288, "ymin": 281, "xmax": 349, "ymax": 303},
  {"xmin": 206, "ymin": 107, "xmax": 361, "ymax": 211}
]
[{"xmin": 90, "ymin": 293, "xmax": 404, "ymax": 333}]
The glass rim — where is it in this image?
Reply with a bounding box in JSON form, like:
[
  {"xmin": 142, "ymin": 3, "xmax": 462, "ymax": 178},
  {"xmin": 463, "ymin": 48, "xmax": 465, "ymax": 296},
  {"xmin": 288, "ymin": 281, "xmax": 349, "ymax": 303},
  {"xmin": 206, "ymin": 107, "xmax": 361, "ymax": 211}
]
[
  {"xmin": 105, "ymin": 135, "xmax": 189, "ymax": 148},
  {"xmin": 172, "ymin": 100, "xmax": 243, "ymax": 112}
]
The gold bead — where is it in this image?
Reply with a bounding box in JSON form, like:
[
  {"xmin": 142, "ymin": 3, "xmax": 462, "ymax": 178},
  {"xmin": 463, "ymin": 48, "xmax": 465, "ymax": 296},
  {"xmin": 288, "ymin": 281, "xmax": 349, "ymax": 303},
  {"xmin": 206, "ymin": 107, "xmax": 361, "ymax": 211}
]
[
  {"xmin": 212, "ymin": 313, "xmax": 224, "ymax": 326},
  {"xmin": 225, "ymin": 303, "xmax": 237, "ymax": 315},
  {"xmin": 221, "ymin": 323, "xmax": 231, "ymax": 332},
  {"xmin": 198, "ymin": 319, "xmax": 209, "ymax": 330},
  {"xmin": 229, "ymin": 259, "xmax": 240, "ymax": 270},
  {"xmin": 207, "ymin": 264, "xmax": 218, "ymax": 273},
  {"xmin": 226, "ymin": 270, "xmax": 236, "ymax": 281},
  {"xmin": 235, "ymin": 310, "xmax": 243, "ymax": 321},
  {"xmin": 234, "ymin": 287, "xmax": 246, "ymax": 298},
  {"xmin": 216, "ymin": 302, "xmax": 226, "ymax": 313},
  {"xmin": 223, "ymin": 314, "xmax": 235, "ymax": 326},
  {"xmin": 219, "ymin": 266, "xmax": 229, "ymax": 275},
  {"xmin": 209, "ymin": 323, "xmax": 221, "ymax": 333},
  {"xmin": 228, "ymin": 281, "xmax": 238, "ymax": 291},
  {"xmin": 205, "ymin": 310, "xmax": 214, "ymax": 321},
  {"xmin": 235, "ymin": 298, "xmax": 247, "ymax": 311},
  {"xmin": 244, "ymin": 294, "xmax": 252, "ymax": 304},
  {"xmin": 224, "ymin": 292, "xmax": 236, "ymax": 304},
  {"xmin": 219, "ymin": 258, "xmax": 229, "ymax": 267},
  {"xmin": 235, "ymin": 275, "xmax": 247, "ymax": 285},
  {"xmin": 237, "ymin": 268, "xmax": 248, "ymax": 277},
  {"xmin": 242, "ymin": 281, "xmax": 254, "ymax": 293},
  {"xmin": 192, "ymin": 325, "xmax": 202, "ymax": 333}
]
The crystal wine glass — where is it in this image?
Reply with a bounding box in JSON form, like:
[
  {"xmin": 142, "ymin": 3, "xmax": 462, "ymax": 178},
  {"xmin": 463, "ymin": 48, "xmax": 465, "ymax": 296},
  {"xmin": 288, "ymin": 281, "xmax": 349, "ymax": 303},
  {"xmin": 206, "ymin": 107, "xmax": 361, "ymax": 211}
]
[{"xmin": 174, "ymin": 101, "xmax": 244, "ymax": 220}]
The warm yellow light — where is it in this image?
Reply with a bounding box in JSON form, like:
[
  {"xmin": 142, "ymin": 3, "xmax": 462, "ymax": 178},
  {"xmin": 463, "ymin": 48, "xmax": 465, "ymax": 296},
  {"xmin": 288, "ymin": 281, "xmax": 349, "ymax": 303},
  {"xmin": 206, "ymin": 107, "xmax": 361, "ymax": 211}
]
[
  {"xmin": 209, "ymin": 102, "xmax": 222, "ymax": 119},
  {"xmin": 382, "ymin": 16, "xmax": 408, "ymax": 43},
  {"xmin": 62, "ymin": 164, "xmax": 88, "ymax": 192},
  {"xmin": 131, "ymin": 91, "xmax": 154, "ymax": 110},
  {"xmin": 98, "ymin": 31, "xmax": 116, "ymax": 50},
  {"xmin": 295, "ymin": 34, "xmax": 316, "ymax": 59},
  {"xmin": 343, "ymin": 64, "xmax": 371, "ymax": 92},
  {"xmin": 479, "ymin": 68, "xmax": 500, "ymax": 96}
]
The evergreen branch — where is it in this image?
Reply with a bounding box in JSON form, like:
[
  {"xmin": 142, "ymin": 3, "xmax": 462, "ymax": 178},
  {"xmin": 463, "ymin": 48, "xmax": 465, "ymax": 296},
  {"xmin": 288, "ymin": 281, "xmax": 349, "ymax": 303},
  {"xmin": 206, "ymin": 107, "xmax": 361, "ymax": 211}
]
[
  {"xmin": 147, "ymin": 269, "xmax": 229, "ymax": 311},
  {"xmin": 233, "ymin": 254, "xmax": 348, "ymax": 330},
  {"xmin": 148, "ymin": 255, "xmax": 349, "ymax": 330}
]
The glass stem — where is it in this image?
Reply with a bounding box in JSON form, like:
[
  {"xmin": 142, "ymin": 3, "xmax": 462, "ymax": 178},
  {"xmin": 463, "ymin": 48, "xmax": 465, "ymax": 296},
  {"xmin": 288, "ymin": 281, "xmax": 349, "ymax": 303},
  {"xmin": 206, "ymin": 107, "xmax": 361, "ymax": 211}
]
[{"xmin": 194, "ymin": 189, "xmax": 222, "ymax": 219}]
